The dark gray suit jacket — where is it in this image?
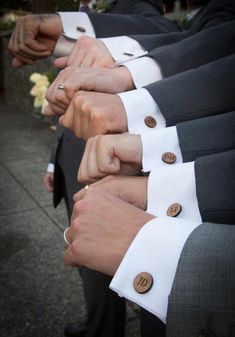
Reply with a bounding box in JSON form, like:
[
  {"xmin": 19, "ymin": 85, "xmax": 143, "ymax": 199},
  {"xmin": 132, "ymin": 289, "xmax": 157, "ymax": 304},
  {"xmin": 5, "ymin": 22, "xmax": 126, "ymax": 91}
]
[
  {"xmin": 147, "ymin": 20, "xmax": 235, "ymax": 77},
  {"xmin": 165, "ymin": 144, "xmax": 235, "ymax": 336},
  {"xmin": 177, "ymin": 111, "xmax": 235, "ymax": 162},
  {"xmin": 89, "ymin": 0, "xmax": 235, "ymax": 39},
  {"xmin": 167, "ymin": 221, "xmax": 235, "ymax": 337},
  {"xmin": 131, "ymin": 0, "xmax": 235, "ymax": 50},
  {"xmin": 145, "ymin": 54, "xmax": 235, "ymax": 126}
]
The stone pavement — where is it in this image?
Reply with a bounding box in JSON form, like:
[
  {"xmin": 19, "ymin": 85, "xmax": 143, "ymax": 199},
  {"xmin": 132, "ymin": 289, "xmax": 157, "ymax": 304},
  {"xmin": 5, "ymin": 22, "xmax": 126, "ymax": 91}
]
[{"xmin": 0, "ymin": 98, "xmax": 140, "ymax": 337}]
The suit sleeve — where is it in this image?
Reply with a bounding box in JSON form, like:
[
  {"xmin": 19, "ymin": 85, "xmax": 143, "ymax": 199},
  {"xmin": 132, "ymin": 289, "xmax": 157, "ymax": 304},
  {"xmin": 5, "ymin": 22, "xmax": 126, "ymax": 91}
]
[
  {"xmin": 167, "ymin": 222, "xmax": 235, "ymax": 336},
  {"xmin": 177, "ymin": 110, "xmax": 235, "ymax": 162},
  {"xmin": 145, "ymin": 54, "xmax": 235, "ymax": 126},
  {"xmin": 147, "ymin": 20, "xmax": 235, "ymax": 77},
  {"xmin": 195, "ymin": 149, "xmax": 235, "ymax": 224},
  {"xmin": 107, "ymin": 0, "xmax": 164, "ymax": 15},
  {"xmin": 87, "ymin": 11, "xmax": 179, "ymax": 37}
]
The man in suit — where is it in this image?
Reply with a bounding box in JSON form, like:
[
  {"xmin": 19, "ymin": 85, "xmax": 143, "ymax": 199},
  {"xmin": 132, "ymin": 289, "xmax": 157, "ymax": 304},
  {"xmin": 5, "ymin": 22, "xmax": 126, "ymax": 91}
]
[
  {"xmin": 63, "ymin": 103, "xmax": 235, "ymax": 337},
  {"xmin": 8, "ymin": 2, "xmax": 235, "ymax": 336}
]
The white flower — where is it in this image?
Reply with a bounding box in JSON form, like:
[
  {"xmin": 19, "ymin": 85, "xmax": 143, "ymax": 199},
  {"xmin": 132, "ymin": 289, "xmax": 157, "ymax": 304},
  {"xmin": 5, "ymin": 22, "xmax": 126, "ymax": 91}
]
[
  {"xmin": 29, "ymin": 73, "xmax": 42, "ymax": 83},
  {"xmin": 29, "ymin": 72, "xmax": 50, "ymax": 113}
]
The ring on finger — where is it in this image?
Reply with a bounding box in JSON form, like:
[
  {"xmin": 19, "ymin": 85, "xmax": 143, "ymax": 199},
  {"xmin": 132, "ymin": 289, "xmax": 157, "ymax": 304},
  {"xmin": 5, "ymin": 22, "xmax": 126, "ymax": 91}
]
[
  {"xmin": 64, "ymin": 227, "xmax": 71, "ymax": 245},
  {"xmin": 58, "ymin": 83, "xmax": 65, "ymax": 90}
]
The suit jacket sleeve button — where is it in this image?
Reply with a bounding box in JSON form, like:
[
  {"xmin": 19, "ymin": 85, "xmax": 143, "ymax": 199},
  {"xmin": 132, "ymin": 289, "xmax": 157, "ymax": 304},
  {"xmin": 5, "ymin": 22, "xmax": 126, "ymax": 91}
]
[
  {"xmin": 76, "ymin": 26, "xmax": 86, "ymax": 32},
  {"xmin": 167, "ymin": 203, "xmax": 182, "ymax": 217},
  {"xmin": 144, "ymin": 116, "xmax": 157, "ymax": 128},
  {"xmin": 162, "ymin": 152, "xmax": 176, "ymax": 164},
  {"xmin": 133, "ymin": 272, "xmax": 153, "ymax": 294}
]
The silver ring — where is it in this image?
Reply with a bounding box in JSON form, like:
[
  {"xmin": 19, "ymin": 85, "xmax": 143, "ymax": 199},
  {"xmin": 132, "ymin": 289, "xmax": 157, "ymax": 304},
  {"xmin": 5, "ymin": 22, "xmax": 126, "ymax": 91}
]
[
  {"xmin": 63, "ymin": 227, "xmax": 70, "ymax": 245},
  {"xmin": 58, "ymin": 83, "xmax": 65, "ymax": 90},
  {"xmin": 84, "ymin": 185, "xmax": 89, "ymax": 190},
  {"xmin": 79, "ymin": 64, "xmax": 85, "ymax": 68}
]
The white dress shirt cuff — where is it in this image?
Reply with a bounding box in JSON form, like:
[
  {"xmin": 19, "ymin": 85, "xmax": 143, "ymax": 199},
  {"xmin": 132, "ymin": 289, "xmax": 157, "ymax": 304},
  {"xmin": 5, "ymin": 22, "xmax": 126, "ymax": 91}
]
[
  {"xmin": 118, "ymin": 88, "xmax": 166, "ymax": 134},
  {"xmin": 141, "ymin": 126, "xmax": 183, "ymax": 172},
  {"xmin": 58, "ymin": 12, "xmax": 96, "ymax": 39},
  {"xmin": 124, "ymin": 57, "xmax": 162, "ymax": 88},
  {"xmin": 147, "ymin": 162, "xmax": 202, "ymax": 222},
  {"xmin": 110, "ymin": 217, "xmax": 201, "ymax": 321},
  {"xmin": 100, "ymin": 36, "xmax": 147, "ymax": 63},
  {"xmin": 47, "ymin": 163, "xmax": 55, "ymax": 173}
]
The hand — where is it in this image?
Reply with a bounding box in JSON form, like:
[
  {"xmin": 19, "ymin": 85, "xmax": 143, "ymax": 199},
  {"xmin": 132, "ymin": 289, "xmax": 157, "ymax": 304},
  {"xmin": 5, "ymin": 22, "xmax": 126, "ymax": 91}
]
[
  {"xmin": 43, "ymin": 172, "xmax": 54, "ymax": 192},
  {"xmin": 77, "ymin": 134, "xmax": 142, "ymax": 183},
  {"xmin": 45, "ymin": 66, "xmax": 134, "ymax": 115},
  {"xmin": 60, "ymin": 91, "xmax": 128, "ymax": 140},
  {"xmin": 74, "ymin": 175, "xmax": 148, "ymax": 210},
  {"xmin": 64, "ymin": 188, "xmax": 155, "ymax": 275},
  {"xmin": 8, "ymin": 14, "xmax": 63, "ymax": 67},
  {"xmin": 54, "ymin": 35, "xmax": 115, "ymax": 68}
]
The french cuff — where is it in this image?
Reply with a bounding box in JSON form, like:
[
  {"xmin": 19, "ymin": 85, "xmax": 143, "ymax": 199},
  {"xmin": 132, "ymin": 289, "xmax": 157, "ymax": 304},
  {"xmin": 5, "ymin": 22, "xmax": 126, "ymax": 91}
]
[
  {"xmin": 47, "ymin": 163, "xmax": 55, "ymax": 173},
  {"xmin": 58, "ymin": 12, "xmax": 96, "ymax": 39},
  {"xmin": 124, "ymin": 57, "xmax": 162, "ymax": 88},
  {"xmin": 141, "ymin": 126, "xmax": 183, "ymax": 172},
  {"xmin": 110, "ymin": 217, "xmax": 201, "ymax": 321},
  {"xmin": 118, "ymin": 88, "xmax": 166, "ymax": 135},
  {"xmin": 100, "ymin": 36, "xmax": 147, "ymax": 64},
  {"xmin": 147, "ymin": 162, "xmax": 202, "ymax": 222}
]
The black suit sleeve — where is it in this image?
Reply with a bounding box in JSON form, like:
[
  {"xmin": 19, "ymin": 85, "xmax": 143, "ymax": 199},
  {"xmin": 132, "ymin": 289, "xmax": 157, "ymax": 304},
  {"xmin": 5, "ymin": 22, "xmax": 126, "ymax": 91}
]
[
  {"xmin": 145, "ymin": 54, "xmax": 235, "ymax": 126},
  {"xmin": 176, "ymin": 111, "xmax": 235, "ymax": 162},
  {"xmin": 195, "ymin": 149, "xmax": 235, "ymax": 224},
  {"xmin": 147, "ymin": 20, "xmax": 235, "ymax": 77}
]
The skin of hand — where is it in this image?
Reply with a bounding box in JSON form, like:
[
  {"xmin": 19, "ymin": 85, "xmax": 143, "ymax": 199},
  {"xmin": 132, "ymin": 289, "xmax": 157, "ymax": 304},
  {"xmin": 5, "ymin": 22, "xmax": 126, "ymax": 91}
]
[
  {"xmin": 74, "ymin": 175, "xmax": 148, "ymax": 210},
  {"xmin": 43, "ymin": 172, "xmax": 54, "ymax": 192},
  {"xmin": 59, "ymin": 91, "xmax": 128, "ymax": 140},
  {"xmin": 64, "ymin": 188, "xmax": 155, "ymax": 275},
  {"xmin": 44, "ymin": 65, "xmax": 134, "ymax": 116},
  {"xmin": 8, "ymin": 14, "xmax": 63, "ymax": 67},
  {"xmin": 54, "ymin": 35, "xmax": 115, "ymax": 69},
  {"xmin": 77, "ymin": 133, "xmax": 142, "ymax": 183}
]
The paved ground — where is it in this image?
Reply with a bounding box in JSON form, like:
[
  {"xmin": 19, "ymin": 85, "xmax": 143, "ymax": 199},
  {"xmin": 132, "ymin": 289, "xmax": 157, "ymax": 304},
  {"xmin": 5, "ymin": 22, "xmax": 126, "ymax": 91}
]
[{"xmin": 0, "ymin": 97, "xmax": 140, "ymax": 337}]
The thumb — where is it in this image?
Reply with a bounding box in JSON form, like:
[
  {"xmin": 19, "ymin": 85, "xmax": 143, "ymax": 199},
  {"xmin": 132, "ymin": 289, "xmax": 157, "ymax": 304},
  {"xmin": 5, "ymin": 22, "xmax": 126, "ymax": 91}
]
[{"xmin": 54, "ymin": 56, "xmax": 68, "ymax": 68}]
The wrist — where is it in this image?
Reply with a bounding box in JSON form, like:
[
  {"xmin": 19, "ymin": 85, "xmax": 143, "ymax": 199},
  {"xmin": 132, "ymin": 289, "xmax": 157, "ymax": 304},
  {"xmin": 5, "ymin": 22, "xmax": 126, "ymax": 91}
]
[
  {"xmin": 115, "ymin": 66, "xmax": 135, "ymax": 92},
  {"xmin": 38, "ymin": 14, "xmax": 63, "ymax": 39}
]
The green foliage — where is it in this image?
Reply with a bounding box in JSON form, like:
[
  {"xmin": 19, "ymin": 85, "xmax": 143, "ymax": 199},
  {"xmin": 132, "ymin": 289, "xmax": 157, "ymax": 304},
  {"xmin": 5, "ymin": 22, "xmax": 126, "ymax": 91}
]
[
  {"xmin": 0, "ymin": 0, "xmax": 31, "ymax": 11},
  {"xmin": 0, "ymin": 20, "xmax": 15, "ymax": 31}
]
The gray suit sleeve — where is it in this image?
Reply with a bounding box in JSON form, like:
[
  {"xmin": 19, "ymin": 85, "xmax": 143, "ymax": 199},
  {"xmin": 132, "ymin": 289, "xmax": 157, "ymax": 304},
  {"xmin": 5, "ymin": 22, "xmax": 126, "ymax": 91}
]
[
  {"xmin": 87, "ymin": 11, "xmax": 179, "ymax": 37},
  {"xmin": 167, "ymin": 222, "xmax": 235, "ymax": 337},
  {"xmin": 147, "ymin": 20, "xmax": 235, "ymax": 77},
  {"xmin": 195, "ymin": 150, "xmax": 235, "ymax": 224},
  {"xmin": 176, "ymin": 111, "xmax": 235, "ymax": 162},
  {"xmin": 145, "ymin": 54, "xmax": 235, "ymax": 126}
]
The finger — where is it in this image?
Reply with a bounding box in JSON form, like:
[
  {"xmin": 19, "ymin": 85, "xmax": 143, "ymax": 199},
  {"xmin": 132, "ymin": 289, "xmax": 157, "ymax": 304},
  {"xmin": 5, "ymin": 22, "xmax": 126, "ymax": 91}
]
[
  {"xmin": 60, "ymin": 101, "xmax": 75, "ymax": 130},
  {"xmin": 54, "ymin": 56, "xmax": 68, "ymax": 68},
  {"xmin": 13, "ymin": 19, "xmax": 49, "ymax": 60},
  {"xmin": 43, "ymin": 104, "xmax": 57, "ymax": 116},
  {"xmin": 11, "ymin": 57, "xmax": 28, "ymax": 68},
  {"xmin": 73, "ymin": 189, "xmax": 86, "ymax": 202},
  {"xmin": 81, "ymin": 54, "xmax": 93, "ymax": 68},
  {"xmin": 67, "ymin": 43, "xmax": 86, "ymax": 67},
  {"xmin": 77, "ymin": 139, "xmax": 95, "ymax": 183},
  {"xmin": 64, "ymin": 245, "xmax": 78, "ymax": 266}
]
